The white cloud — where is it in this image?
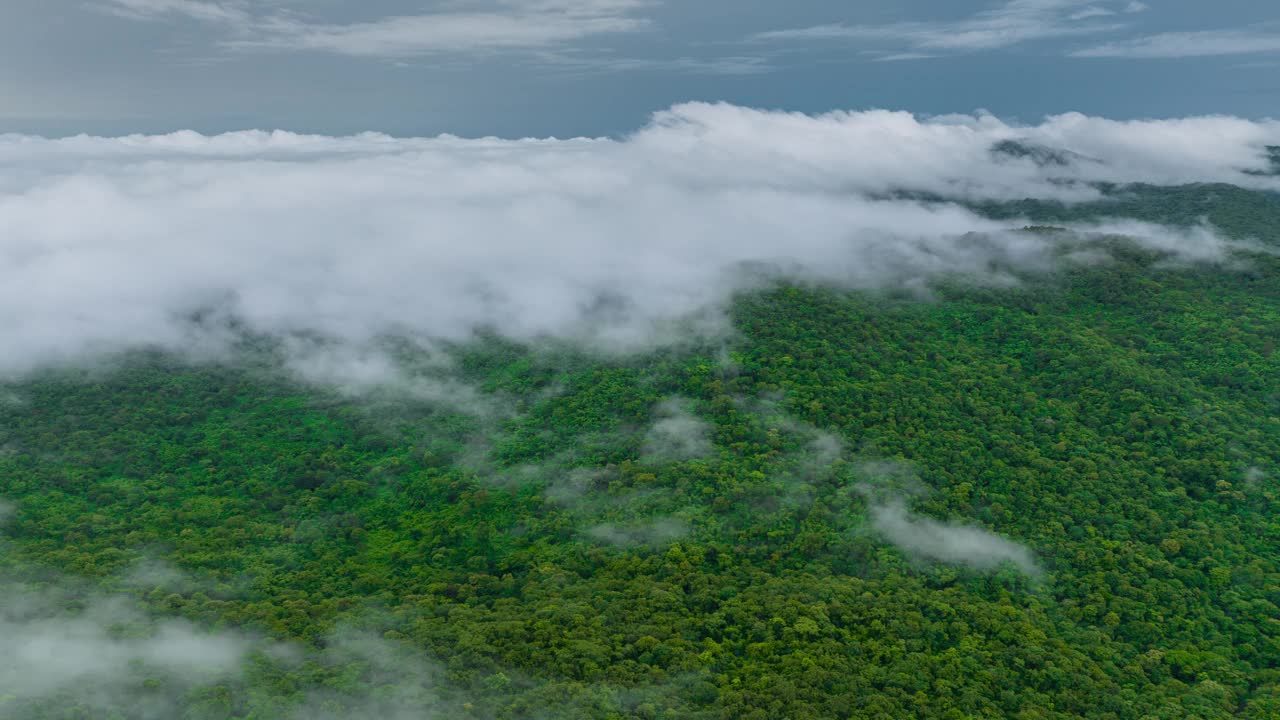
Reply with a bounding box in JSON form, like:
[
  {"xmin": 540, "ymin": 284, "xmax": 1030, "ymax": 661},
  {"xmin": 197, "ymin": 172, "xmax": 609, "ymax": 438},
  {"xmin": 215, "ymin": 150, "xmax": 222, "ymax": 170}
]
[
  {"xmin": 587, "ymin": 517, "xmax": 690, "ymax": 545},
  {"xmin": 641, "ymin": 398, "xmax": 713, "ymax": 463},
  {"xmin": 754, "ymin": 0, "xmax": 1132, "ymax": 54},
  {"xmin": 544, "ymin": 53, "xmax": 773, "ymax": 75},
  {"xmin": 278, "ymin": 627, "xmax": 449, "ymax": 720},
  {"xmin": 1073, "ymin": 28, "xmax": 1280, "ymax": 58},
  {"xmin": 244, "ymin": 6, "xmax": 649, "ymax": 58},
  {"xmin": 0, "ymin": 102, "xmax": 1275, "ymax": 379},
  {"xmin": 1069, "ymin": 7, "xmax": 1115, "ymax": 21},
  {"xmin": 0, "ymin": 565, "xmax": 455, "ymax": 719},
  {"xmin": 870, "ymin": 498, "xmax": 1042, "ymax": 576},
  {"xmin": 872, "ymin": 52, "xmax": 937, "ymax": 62},
  {"xmin": 0, "ymin": 579, "xmax": 254, "ymax": 715},
  {"xmin": 102, "ymin": 0, "xmax": 653, "ymax": 57},
  {"xmin": 101, "ymin": 0, "xmax": 251, "ymax": 25}
]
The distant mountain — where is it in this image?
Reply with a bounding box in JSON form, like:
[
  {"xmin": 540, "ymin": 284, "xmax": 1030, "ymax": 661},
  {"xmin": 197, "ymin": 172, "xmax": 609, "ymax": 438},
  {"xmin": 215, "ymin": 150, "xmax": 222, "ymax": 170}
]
[
  {"xmin": 973, "ymin": 182, "xmax": 1280, "ymax": 244},
  {"xmin": 989, "ymin": 139, "xmax": 1094, "ymax": 168}
]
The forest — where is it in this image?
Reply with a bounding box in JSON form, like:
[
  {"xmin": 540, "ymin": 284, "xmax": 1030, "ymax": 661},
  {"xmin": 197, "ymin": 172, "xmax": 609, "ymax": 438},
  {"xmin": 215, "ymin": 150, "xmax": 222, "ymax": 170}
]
[{"xmin": 2, "ymin": 182, "xmax": 1280, "ymax": 719}]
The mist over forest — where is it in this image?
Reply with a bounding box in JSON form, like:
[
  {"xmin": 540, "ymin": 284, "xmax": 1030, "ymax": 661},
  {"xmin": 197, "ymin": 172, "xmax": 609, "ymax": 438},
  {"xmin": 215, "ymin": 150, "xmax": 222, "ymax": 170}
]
[{"xmin": 3, "ymin": 101, "xmax": 1280, "ymax": 718}]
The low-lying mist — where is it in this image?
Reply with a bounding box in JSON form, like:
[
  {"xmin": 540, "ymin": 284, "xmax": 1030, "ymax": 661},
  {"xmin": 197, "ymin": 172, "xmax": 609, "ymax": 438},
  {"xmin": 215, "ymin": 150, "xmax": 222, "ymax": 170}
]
[{"xmin": 2, "ymin": 103, "xmax": 1275, "ymax": 382}]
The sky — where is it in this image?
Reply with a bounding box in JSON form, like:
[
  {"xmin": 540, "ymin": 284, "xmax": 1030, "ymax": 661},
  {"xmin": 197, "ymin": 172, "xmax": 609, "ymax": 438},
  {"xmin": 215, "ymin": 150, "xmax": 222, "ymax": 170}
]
[{"xmin": 1, "ymin": 0, "xmax": 1277, "ymax": 138}]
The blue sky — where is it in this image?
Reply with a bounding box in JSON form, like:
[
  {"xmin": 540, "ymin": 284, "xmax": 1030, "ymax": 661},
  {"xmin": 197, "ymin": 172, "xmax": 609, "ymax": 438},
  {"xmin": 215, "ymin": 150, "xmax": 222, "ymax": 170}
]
[{"xmin": 2, "ymin": 0, "xmax": 1278, "ymax": 137}]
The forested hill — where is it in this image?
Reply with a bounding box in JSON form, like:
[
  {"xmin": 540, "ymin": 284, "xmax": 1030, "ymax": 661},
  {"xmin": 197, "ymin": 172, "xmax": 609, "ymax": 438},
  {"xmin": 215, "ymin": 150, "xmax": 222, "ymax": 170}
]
[{"xmin": 2, "ymin": 183, "xmax": 1280, "ymax": 719}]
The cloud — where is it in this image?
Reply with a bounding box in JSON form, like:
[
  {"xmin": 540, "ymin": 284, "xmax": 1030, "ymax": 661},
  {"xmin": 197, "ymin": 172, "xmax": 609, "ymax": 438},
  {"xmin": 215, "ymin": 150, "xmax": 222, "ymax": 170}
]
[
  {"xmin": 1069, "ymin": 7, "xmax": 1115, "ymax": 21},
  {"xmin": 276, "ymin": 337, "xmax": 512, "ymax": 418},
  {"xmin": 0, "ymin": 578, "xmax": 255, "ymax": 717},
  {"xmin": 1070, "ymin": 0, "xmax": 1145, "ymax": 18},
  {"xmin": 544, "ymin": 53, "xmax": 773, "ymax": 75},
  {"xmin": 587, "ymin": 517, "xmax": 690, "ymax": 546},
  {"xmin": 641, "ymin": 398, "xmax": 713, "ymax": 463},
  {"xmin": 754, "ymin": 0, "xmax": 1132, "ymax": 55},
  {"xmin": 0, "ymin": 567, "xmax": 459, "ymax": 719},
  {"xmin": 277, "ymin": 627, "xmax": 449, "ymax": 720},
  {"xmin": 0, "ymin": 509, "xmax": 454, "ymax": 718},
  {"xmin": 102, "ymin": 0, "xmax": 653, "ymax": 58},
  {"xmin": 869, "ymin": 498, "xmax": 1042, "ymax": 576},
  {"xmin": 871, "ymin": 52, "xmax": 938, "ymax": 62},
  {"xmin": 1072, "ymin": 27, "xmax": 1280, "ymax": 58},
  {"xmin": 0, "ymin": 102, "xmax": 1275, "ymax": 380},
  {"xmin": 101, "ymin": 0, "xmax": 251, "ymax": 25}
]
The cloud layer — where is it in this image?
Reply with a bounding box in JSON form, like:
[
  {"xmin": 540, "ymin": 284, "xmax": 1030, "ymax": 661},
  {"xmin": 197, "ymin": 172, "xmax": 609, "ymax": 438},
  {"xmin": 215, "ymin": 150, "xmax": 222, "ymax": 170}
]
[{"xmin": 1, "ymin": 102, "xmax": 1276, "ymax": 378}]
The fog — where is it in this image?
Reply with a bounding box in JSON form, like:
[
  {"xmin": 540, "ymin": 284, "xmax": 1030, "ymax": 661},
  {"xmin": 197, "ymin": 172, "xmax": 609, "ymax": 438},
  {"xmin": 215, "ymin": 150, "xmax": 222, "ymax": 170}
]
[
  {"xmin": 1, "ymin": 103, "xmax": 1274, "ymax": 380},
  {"xmin": 0, "ymin": 578, "xmax": 254, "ymax": 718},
  {"xmin": 640, "ymin": 397, "xmax": 714, "ymax": 463},
  {"xmin": 869, "ymin": 498, "xmax": 1043, "ymax": 576}
]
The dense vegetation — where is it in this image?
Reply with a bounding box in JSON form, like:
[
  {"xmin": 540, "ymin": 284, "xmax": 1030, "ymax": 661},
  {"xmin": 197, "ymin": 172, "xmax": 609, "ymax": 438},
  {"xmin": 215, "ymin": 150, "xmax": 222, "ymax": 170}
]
[{"xmin": 2, "ymin": 184, "xmax": 1280, "ymax": 718}]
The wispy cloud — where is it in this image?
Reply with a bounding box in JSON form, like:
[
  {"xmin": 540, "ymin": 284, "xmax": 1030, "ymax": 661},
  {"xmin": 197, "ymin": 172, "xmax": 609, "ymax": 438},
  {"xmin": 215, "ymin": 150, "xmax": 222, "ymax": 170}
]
[
  {"xmin": 1070, "ymin": 0, "xmax": 1148, "ymax": 18},
  {"xmin": 641, "ymin": 398, "xmax": 713, "ymax": 463},
  {"xmin": 869, "ymin": 498, "xmax": 1043, "ymax": 576},
  {"xmin": 546, "ymin": 53, "xmax": 773, "ymax": 75},
  {"xmin": 0, "ymin": 576, "xmax": 255, "ymax": 716},
  {"xmin": 101, "ymin": 0, "xmax": 250, "ymax": 25},
  {"xmin": 587, "ymin": 517, "xmax": 690, "ymax": 546},
  {"xmin": 754, "ymin": 0, "xmax": 1142, "ymax": 55},
  {"xmin": 1069, "ymin": 7, "xmax": 1116, "ymax": 21},
  {"xmin": 1073, "ymin": 27, "xmax": 1280, "ymax": 58},
  {"xmin": 870, "ymin": 52, "xmax": 938, "ymax": 62},
  {"xmin": 242, "ymin": 3, "xmax": 652, "ymax": 57},
  {"xmin": 101, "ymin": 0, "xmax": 654, "ymax": 57}
]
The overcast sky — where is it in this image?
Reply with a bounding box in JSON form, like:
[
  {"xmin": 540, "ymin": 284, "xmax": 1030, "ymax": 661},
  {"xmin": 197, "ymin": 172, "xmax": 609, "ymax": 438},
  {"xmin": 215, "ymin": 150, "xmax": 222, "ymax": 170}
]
[{"xmin": 1, "ymin": 1, "xmax": 1277, "ymax": 137}]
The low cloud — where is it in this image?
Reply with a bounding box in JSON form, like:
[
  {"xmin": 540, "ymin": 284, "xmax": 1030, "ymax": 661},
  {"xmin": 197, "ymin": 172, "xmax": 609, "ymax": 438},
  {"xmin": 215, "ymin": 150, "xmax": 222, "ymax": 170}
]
[
  {"xmin": 0, "ymin": 579, "xmax": 255, "ymax": 718},
  {"xmin": 0, "ymin": 556, "xmax": 458, "ymax": 719},
  {"xmin": 641, "ymin": 398, "xmax": 713, "ymax": 463},
  {"xmin": 587, "ymin": 517, "xmax": 690, "ymax": 546},
  {"xmin": 277, "ymin": 627, "xmax": 450, "ymax": 720},
  {"xmin": 869, "ymin": 498, "xmax": 1042, "ymax": 576},
  {"xmin": 0, "ymin": 102, "xmax": 1275, "ymax": 382},
  {"xmin": 1244, "ymin": 466, "xmax": 1267, "ymax": 486},
  {"xmin": 278, "ymin": 338, "xmax": 511, "ymax": 419}
]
